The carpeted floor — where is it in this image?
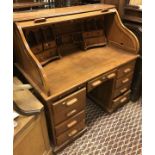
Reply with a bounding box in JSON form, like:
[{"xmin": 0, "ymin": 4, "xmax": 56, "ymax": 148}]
[{"xmin": 57, "ymin": 99, "xmax": 142, "ymax": 155}]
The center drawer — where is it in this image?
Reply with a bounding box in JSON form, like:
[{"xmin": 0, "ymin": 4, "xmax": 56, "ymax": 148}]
[
  {"xmin": 87, "ymin": 70, "xmax": 116, "ymax": 92},
  {"xmin": 51, "ymin": 88, "xmax": 86, "ymax": 125},
  {"xmin": 54, "ymin": 110, "xmax": 85, "ymax": 137}
]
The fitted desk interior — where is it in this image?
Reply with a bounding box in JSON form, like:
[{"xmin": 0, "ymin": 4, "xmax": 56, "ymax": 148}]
[{"xmin": 14, "ymin": 4, "xmax": 139, "ymax": 152}]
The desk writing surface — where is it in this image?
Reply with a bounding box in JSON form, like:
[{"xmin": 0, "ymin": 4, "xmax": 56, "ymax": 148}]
[{"xmin": 43, "ymin": 45, "xmax": 138, "ymax": 98}]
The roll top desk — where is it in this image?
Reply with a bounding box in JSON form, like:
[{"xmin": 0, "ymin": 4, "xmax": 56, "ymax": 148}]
[{"xmin": 13, "ymin": 4, "xmax": 139, "ymax": 152}]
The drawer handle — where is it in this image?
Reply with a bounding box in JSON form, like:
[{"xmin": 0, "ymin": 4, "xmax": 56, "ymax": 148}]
[
  {"xmin": 34, "ymin": 18, "xmax": 46, "ymax": 23},
  {"xmin": 68, "ymin": 129, "xmax": 78, "ymax": 137},
  {"xmin": 67, "ymin": 109, "xmax": 77, "ymax": 117},
  {"xmin": 122, "ymin": 78, "xmax": 129, "ymax": 84},
  {"xmin": 107, "ymin": 73, "xmax": 116, "ymax": 79},
  {"xmin": 120, "ymin": 97, "xmax": 127, "ymax": 103},
  {"xmin": 124, "ymin": 68, "xmax": 131, "ymax": 73},
  {"xmin": 66, "ymin": 98, "xmax": 78, "ymax": 106},
  {"xmin": 120, "ymin": 87, "xmax": 127, "ymax": 93},
  {"xmin": 67, "ymin": 120, "xmax": 77, "ymax": 128},
  {"xmin": 92, "ymin": 80, "xmax": 102, "ymax": 87}
]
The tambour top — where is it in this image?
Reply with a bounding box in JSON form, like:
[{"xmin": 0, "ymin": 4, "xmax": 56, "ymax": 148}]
[{"xmin": 13, "ymin": 4, "xmax": 115, "ymax": 22}]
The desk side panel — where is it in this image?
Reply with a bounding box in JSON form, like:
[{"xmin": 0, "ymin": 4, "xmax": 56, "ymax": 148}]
[
  {"xmin": 105, "ymin": 9, "xmax": 140, "ymax": 54},
  {"xmin": 14, "ymin": 24, "xmax": 51, "ymax": 97}
]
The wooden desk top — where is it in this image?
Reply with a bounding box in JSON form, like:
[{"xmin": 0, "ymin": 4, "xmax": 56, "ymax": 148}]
[
  {"xmin": 43, "ymin": 45, "xmax": 138, "ymax": 100},
  {"xmin": 13, "ymin": 4, "xmax": 115, "ymax": 22}
]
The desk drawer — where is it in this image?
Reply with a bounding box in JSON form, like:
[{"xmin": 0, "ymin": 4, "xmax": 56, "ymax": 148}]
[
  {"xmin": 51, "ymin": 88, "xmax": 86, "ymax": 125},
  {"xmin": 87, "ymin": 71, "xmax": 116, "ymax": 92},
  {"xmin": 117, "ymin": 61, "xmax": 135, "ymax": 78},
  {"xmin": 113, "ymin": 84, "xmax": 131, "ymax": 98},
  {"xmin": 83, "ymin": 30, "xmax": 103, "ymax": 38},
  {"xmin": 31, "ymin": 45, "xmax": 43, "ymax": 54},
  {"xmin": 115, "ymin": 72, "xmax": 133, "ymax": 89},
  {"xmin": 55, "ymin": 111, "xmax": 85, "ymax": 137},
  {"xmin": 112, "ymin": 90, "xmax": 131, "ymax": 110},
  {"xmin": 43, "ymin": 41, "xmax": 56, "ymax": 50},
  {"xmin": 56, "ymin": 119, "xmax": 85, "ymax": 146},
  {"xmin": 85, "ymin": 36, "xmax": 106, "ymax": 47}
]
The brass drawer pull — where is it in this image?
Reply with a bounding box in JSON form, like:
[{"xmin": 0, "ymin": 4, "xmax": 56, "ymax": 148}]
[
  {"xmin": 120, "ymin": 87, "xmax": 127, "ymax": 93},
  {"xmin": 122, "ymin": 78, "xmax": 129, "ymax": 84},
  {"xmin": 68, "ymin": 129, "xmax": 78, "ymax": 137},
  {"xmin": 124, "ymin": 68, "xmax": 131, "ymax": 73},
  {"xmin": 67, "ymin": 109, "xmax": 77, "ymax": 117},
  {"xmin": 107, "ymin": 73, "xmax": 116, "ymax": 79},
  {"xmin": 67, "ymin": 120, "xmax": 77, "ymax": 128},
  {"xmin": 34, "ymin": 18, "xmax": 46, "ymax": 23},
  {"xmin": 92, "ymin": 80, "xmax": 102, "ymax": 87},
  {"xmin": 120, "ymin": 97, "xmax": 127, "ymax": 103},
  {"xmin": 66, "ymin": 98, "xmax": 78, "ymax": 106}
]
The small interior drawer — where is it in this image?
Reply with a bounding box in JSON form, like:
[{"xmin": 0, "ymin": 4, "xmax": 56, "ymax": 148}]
[
  {"xmin": 83, "ymin": 30, "xmax": 103, "ymax": 38},
  {"xmin": 117, "ymin": 61, "xmax": 135, "ymax": 79},
  {"xmin": 84, "ymin": 36, "xmax": 106, "ymax": 48},
  {"xmin": 87, "ymin": 71, "xmax": 116, "ymax": 92},
  {"xmin": 56, "ymin": 119, "xmax": 85, "ymax": 146},
  {"xmin": 31, "ymin": 45, "xmax": 43, "ymax": 54},
  {"xmin": 51, "ymin": 88, "xmax": 86, "ymax": 125},
  {"xmin": 55, "ymin": 110, "xmax": 85, "ymax": 137},
  {"xmin": 36, "ymin": 48, "xmax": 57, "ymax": 62},
  {"xmin": 113, "ymin": 83, "xmax": 131, "ymax": 98},
  {"xmin": 43, "ymin": 41, "xmax": 56, "ymax": 50},
  {"xmin": 112, "ymin": 90, "xmax": 131, "ymax": 110},
  {"xmin": 115, "ymin": 72, "xmax": 133, "ymax": 89}
]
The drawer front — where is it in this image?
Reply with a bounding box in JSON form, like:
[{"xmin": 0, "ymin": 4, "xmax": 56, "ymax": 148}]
[
  {"xmin": 87, "ymin": 71, "xmax": 116, "ymax": 92},
  {"xmin": 85, "ymin": 36, "xmax": 106, "ymax": 47},
  {"xmin": 83, "ymin": 30, "xmax": 103, "ymax": 38},
  {"xmin": 43, "ymin": 41, "xmax": 56, "ymax": 50},
  {"xmin": 36, "ymin": 48, "xmax": 57, "ymax": 62},
  {"xmin": 52, "ymin": 88, "xmax": 86, "ymax": 125},
  {"xmin": 31, "ymin": 45, "xmax": 43, "ymax": 54},
  {"xmin": 113, "ymin": 84, "xmax": 131, "ymax": 98},
  {"xmin": 55, "ymin": 111, "xmax": 85, "ymax": 137},
  {"xmin": 112, "ymin": 90, "xmax": 131, "ymax": 110},
  {"xmin": 117, "ymin": 61, "xmax": 135, "ymax": 79},
  {"xmin": 56, "ymin": 120, "xmax": 85, "ymax": 146},
  {"xmin": 115, "ymin": 72, "xmax": 133, "ymax": 89}
]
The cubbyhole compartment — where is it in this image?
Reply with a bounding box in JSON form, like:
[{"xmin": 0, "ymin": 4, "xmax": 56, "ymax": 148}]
[
  {"xmin": 53, "ymin": 20, "xmax": 84, "ymax": 56},
  {"xmin": 24, "ymin": 27, "xmax": 60, "ymax": 66},
  {"xmin": 81, "ymin": 16, "xmax": 107, "ymax": 49}
]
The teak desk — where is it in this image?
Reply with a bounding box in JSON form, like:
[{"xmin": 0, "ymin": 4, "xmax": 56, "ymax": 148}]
[{"xmin": 13, "ymin": 4, "xmax": 139, "ymax": 152}]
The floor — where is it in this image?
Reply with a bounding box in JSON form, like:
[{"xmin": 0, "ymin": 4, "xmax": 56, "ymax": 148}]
[{"xmin": 57, "ymin": 99, "xmax": 142, "ymax": 155}]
